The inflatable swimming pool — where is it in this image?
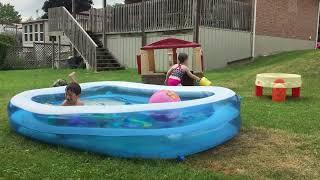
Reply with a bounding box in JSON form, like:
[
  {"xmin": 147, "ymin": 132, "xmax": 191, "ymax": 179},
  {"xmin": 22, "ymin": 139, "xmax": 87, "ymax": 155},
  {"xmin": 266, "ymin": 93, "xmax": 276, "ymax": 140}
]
[{"xmin": 8, "ymin": 82, "xmax": 241, "ymax": 159}]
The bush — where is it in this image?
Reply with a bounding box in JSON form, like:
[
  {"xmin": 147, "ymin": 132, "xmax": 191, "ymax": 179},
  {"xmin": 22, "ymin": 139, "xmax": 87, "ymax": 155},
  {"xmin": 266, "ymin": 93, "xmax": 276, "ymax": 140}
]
[
  {"xmin": 0, "ymin": 41, "xmax": 10, "ymax": 67},
  {"xmin": 0, "ymin": 34, "xmax": 16, "ymax": 45}
]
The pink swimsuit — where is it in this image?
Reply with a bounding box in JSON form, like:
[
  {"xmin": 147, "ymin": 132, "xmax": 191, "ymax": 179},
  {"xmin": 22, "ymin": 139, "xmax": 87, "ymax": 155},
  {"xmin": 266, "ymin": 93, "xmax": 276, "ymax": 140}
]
[{"xmin": 167, "ymin": 64, "xmax": 185, "ymax": 86}]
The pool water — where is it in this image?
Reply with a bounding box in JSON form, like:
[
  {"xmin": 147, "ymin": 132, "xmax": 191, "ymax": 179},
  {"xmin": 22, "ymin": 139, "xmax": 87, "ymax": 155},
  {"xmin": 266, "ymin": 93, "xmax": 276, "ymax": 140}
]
[{"xmin": 32, "ymin": 86, "xmax": 211, "ymax": 106}]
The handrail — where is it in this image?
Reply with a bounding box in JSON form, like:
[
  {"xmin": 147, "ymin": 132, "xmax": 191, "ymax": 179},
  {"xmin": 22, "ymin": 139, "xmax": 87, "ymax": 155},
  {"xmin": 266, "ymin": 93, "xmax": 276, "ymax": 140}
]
[
  {"xmin": 62, "ymin": 7, "xmax": 98, "ymax": 46},
  {"xmin": 48, "ymin": 7, "xmax": 98, "ymax": 71}
]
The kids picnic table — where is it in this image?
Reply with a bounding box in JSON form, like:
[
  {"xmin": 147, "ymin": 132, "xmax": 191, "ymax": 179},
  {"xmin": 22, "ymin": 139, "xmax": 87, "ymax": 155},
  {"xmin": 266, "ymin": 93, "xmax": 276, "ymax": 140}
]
[{"xmin": 255, "ymin": 73, "xmax": 302, "ymax": 97}]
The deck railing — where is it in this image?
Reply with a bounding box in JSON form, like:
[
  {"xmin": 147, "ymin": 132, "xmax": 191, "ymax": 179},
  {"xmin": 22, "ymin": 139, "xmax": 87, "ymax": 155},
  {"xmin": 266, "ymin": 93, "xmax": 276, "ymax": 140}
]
[
  {"xmin": 48, "ymin": 7, "xmax": 98, "ymax": 71},
  {"xmin": 85, "ymin": 0, "xmax": 251, "ymax": 34}
]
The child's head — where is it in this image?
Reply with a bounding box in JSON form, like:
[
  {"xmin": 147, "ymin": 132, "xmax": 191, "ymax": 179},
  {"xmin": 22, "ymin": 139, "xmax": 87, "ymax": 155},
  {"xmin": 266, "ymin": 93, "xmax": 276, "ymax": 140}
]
[
  {"xmin": 65, "ymin": 82, "xmax": 81, "ymax": 105},
  {"xmin": 178, "ymin": 53, "xmax": 189, "ymax": 65}
]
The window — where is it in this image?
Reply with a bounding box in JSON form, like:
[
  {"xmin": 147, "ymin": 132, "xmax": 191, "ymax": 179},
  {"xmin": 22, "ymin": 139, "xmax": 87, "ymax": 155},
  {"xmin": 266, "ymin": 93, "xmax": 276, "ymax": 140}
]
[
  {"xmin": 24, "ymin": 26, "xmax": 27, "ymax": 33},
  {"xmin": 35, "ymin": 24, "xmax": 38, "ymax": 32},
  {"xmin": 35, "ymin": 33, "xmax": 38, "ymax": 41},
  {"xmin": 24, "ymin": 34, "xmax": 28, "ymax": 41},
  {"xmin": 40, "ymin": 24, "xmax": 44, "ymax": 32},
  {"xmin": 29, "ymin": 34, "xmax": 33, "ymax": 41},
  {"xmin": 40, "ymin": 33, "xmax": 44, "ymax": 41},
  {"xmin": 29, "ymin": 25, "xmax": 33, "ymax": 33}
]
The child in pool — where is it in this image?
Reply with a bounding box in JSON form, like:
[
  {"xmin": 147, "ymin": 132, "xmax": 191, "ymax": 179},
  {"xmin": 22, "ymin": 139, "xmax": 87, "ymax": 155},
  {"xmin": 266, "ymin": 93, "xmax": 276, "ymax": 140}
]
[
  {"xmin": 61, "ymin": 72, "xmax": 84, "ymax": 106},
  {"xmin": 165, "ymin": 53, "xmax": 201, "ymax": 86}
]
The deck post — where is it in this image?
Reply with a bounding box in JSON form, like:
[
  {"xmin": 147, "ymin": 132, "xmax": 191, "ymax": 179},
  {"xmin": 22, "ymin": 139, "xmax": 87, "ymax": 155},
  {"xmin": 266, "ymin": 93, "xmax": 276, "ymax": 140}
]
[
  {"xmin": 72, "ymin": 0, "xmax": 77, "ymax": 57},
  {"xmin": 52, "ymin": 40, "xmax": 55, "ymax": 69},
  {"xmin": 57, "ymin": 36, "xmax": 61, "ymax": 69},
  {"xmin": 192, "ymin": 0, "xmax": 200, "ymax": 43},
  {"xmin": 141, "ymin": 0, "xmax": 147, "ymax": 46},
  {"xmin": 103, "ymin": 1, "xmax": 107, "ymax": 48}
]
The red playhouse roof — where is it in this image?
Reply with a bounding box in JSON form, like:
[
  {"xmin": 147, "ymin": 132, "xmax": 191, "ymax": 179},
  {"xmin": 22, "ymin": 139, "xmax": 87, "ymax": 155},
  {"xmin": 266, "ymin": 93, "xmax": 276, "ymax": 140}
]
[{"xmin": 141, "ymin": 38, "xmax": 201, "ymax": 50}]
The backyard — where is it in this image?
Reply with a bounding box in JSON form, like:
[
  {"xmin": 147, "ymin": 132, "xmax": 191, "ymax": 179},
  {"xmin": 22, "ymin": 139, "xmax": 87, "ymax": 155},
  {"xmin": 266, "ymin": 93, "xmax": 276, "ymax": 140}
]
[{"xmin": 0, "ymin": 50, "xmax": 320, "ymax": 179}]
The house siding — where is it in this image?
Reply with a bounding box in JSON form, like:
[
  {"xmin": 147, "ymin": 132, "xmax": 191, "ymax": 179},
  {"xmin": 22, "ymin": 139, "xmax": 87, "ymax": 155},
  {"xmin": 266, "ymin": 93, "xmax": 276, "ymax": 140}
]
[{"xmin": 256, "ymin": 0, "xmax": 319, "ymax": 41}]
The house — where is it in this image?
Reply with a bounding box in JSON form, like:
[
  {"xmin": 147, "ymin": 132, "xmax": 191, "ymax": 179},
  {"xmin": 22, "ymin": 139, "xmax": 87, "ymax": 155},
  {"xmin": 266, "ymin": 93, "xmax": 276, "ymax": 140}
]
[
  {"xmin": 47, "ymin": 0, "xmax": 320, "ymax": 71},
  {"xmin": 21, "ymin": 19, "xmax": 70, "ymax": 47},
  {"xmin": 0, "ymin": 24, "xmax": 22, "ymax": 34},
  {"xmin": 253, "ymin": 0, "xmax": 320, "ymax": 56}
]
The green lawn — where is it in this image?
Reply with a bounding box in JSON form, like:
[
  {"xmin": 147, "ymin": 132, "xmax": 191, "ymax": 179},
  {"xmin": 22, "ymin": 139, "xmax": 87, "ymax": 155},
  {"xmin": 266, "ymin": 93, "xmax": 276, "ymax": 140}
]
[{"xmin": 1, "ymin": 50, "xmax": 320, "ymax": 179}]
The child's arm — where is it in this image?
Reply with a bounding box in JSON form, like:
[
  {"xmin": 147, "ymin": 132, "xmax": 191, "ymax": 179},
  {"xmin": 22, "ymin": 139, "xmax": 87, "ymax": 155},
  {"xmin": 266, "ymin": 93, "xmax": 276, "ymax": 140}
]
[
  {"xmin": 68, "ymin": 72, "xmax": 77, "ymax": 83},
  {"xmin": 185, "ymin": 68, "xmax": 201, "ymax": 81}
]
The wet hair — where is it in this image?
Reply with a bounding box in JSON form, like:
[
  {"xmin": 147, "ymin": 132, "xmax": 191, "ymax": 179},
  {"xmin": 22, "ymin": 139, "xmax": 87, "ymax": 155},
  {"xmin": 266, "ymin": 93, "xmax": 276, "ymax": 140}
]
[
  {"xmin": 178, "ymin": 53, "xmax": 188, "ymax": 64},
  {"xmin": 65, "ymin": 82, "xmax": 81, "ymax": 95}
]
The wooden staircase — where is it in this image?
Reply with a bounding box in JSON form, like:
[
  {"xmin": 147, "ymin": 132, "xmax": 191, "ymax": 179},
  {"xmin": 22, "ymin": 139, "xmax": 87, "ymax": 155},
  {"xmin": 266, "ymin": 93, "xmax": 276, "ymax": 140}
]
[
  {"xmin": 88, "ymin": 32, "xmax": 124, "ymax": 71},
  {"xmin": 48, "ymin": 7, "xmax": 124, "ymax": 72}
]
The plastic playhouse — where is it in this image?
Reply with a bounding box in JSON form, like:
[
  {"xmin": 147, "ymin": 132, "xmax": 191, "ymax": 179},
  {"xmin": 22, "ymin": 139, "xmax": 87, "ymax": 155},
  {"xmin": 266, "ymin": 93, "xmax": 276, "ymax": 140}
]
[{"xmin": 136, "ymin": 38, "xmax": 204, "ymax": 86}]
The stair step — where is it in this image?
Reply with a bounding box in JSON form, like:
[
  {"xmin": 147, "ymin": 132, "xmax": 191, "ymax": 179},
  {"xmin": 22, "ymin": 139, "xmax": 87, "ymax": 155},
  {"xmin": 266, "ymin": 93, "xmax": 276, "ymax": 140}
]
[
  {"xmin": 97, "ymin": 56, "xmax": 114, "ymax": 60},
  {"xmin": 97, "ymin": 59, "xmax": 117, "ymax": 63},
  {"xmin": 97, "ymin": 66, "xmax": 125, "ymax": 71},
  {"xmin": 97, "ymin": 63, "xmax": 120, "ymax": 66}
]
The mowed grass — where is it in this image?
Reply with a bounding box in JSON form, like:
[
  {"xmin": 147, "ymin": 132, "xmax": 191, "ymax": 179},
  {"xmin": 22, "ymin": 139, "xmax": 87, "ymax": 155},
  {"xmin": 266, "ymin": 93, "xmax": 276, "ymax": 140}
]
[{"xmin": 1, "ymin": 50, "xmax": 320, "ymax": 179}]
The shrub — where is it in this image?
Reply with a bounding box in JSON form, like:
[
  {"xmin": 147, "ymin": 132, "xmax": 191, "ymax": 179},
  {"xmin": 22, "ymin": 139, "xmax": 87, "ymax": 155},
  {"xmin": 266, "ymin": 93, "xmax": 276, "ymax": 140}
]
[
  {"xmin": 0, "ymin": 34, "xmax": 16, "ymax": 45},
  {"xmin": 0, "ymin": 41, "xmax": 10, "ymax": 67}
]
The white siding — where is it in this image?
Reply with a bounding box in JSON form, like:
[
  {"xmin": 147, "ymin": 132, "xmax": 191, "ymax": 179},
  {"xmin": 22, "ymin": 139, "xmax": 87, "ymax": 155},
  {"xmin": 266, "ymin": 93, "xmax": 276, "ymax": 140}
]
[
  {"xmin": 106, "ymin": 29, "xmax": 252, "ymax": 70},
  {"xmin": 106, "ymin": 32, "xmax": 194, "ymax": 72},
  {"xmin": 106, "ymin": 35, "xmax": 141, "ymax": 68},
  {"xmin": 199, "ymin": 27, "xmax": 252, "ymax": 69}
]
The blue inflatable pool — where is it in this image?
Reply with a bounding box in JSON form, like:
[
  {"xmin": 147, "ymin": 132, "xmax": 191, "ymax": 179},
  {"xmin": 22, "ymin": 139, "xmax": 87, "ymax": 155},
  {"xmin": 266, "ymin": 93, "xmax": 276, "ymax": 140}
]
[{"xmin": 8, "ymin": 82, "xmax": 241, "ymax": 159}]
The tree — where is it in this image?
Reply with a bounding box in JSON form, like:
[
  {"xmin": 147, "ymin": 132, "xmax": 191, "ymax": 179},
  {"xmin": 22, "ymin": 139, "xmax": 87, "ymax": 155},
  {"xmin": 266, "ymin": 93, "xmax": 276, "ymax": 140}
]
[
  {"xmin": 0, "ymin": 3, "xmax": 21, "ymax": 25},
  {"xmin": 41, "ymin": 0, "xmax": 93, "ymax": 19}
]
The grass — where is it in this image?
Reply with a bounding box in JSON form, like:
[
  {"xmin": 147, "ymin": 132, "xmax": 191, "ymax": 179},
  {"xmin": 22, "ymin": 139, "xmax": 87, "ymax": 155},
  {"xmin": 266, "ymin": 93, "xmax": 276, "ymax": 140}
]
[{"xmin": 1, "ymin": 50, "xmax": 320, "ymax": 179}]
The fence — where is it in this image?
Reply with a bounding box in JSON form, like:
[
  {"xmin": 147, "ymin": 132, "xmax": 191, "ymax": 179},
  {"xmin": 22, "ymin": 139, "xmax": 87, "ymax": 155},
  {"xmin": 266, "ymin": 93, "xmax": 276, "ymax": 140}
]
[
  {"xmin": 84, "ymin": 0, "xmax": 252, "ymax": 34},
  {"xmin": 2, "ymin": 43, "xmax": 71, "ymax": 70}
]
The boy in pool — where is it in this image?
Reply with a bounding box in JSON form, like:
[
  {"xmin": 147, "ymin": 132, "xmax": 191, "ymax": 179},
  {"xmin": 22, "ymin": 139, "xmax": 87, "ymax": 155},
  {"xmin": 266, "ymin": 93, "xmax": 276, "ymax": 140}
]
[
  {"xmin": 62, "ymin": 82, "xmax": 84, "ymax": 106},
  {"xmin": 165, "ymin": 53, "xmax": 201, "ymax": 86},
  {"xmin": 55, "ymin": 72, "xmax": 84, "ymax": 106}
]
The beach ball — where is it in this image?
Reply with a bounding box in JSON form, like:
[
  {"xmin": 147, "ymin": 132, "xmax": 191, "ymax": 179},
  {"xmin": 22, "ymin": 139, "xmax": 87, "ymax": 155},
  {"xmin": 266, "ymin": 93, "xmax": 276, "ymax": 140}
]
[
  {"xmin": 149, "ymin": 90, "xmax": 181, "ymax": 104},
  {"xmin": 149, "ymin": 90, "xmax": 181, "ymax": 121}
]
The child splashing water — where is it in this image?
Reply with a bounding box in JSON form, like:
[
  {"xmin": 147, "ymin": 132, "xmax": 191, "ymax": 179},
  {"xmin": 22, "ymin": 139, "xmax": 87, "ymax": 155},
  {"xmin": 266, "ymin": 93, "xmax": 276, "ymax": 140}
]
[
  {"xmin": 52, "ymin": 72, "xmax": 84, "ymax": 106},
  {"xmin": 165, "ymin": 53, "xmax": 201, "ymax": 86}
]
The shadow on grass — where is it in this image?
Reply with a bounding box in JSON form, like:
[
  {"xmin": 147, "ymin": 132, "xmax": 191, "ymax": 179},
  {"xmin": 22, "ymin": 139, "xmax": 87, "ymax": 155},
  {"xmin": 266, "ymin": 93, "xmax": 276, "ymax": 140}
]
[{"xmin": 186, "ymin": 128, "xmax": 320, "ymax": 179}]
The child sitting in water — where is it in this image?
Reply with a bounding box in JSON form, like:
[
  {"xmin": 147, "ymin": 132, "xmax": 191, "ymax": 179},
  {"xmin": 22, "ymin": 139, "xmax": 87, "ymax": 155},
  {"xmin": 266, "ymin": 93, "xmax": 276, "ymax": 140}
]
[
  {"xmin": 165, "ymin": 53, "xmax": 201, "ymax": 86},
  {"xmin": 62, "ymin": 82, "xmax": 84, "ymax": 106},
  {"xmin": 53, "ymin": 72, "xmax": 84, "ymax": 106}
]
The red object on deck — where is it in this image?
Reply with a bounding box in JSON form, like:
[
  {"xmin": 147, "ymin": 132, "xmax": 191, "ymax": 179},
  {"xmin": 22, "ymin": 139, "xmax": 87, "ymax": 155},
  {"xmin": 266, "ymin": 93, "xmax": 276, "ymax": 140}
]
[
  {"xmin": 136, "ymin": 55, "xmax": 141, "ymax": 74},
  {"xmin": 292, "ymin": 87, "xmax": 301, "ymax": 97},
  {"xmin": 141, "ymin": 38, "xmax": 201, "ymax": 50},
  {"xmin": 272, "ymin": 79, "xmax": 286, "ymax": 102}
]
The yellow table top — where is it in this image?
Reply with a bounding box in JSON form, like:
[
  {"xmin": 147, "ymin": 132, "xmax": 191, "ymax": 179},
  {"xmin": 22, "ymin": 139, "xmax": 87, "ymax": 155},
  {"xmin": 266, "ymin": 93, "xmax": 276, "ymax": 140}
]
[{"xmin": 255, "ymin": 73, "xmax": 302, "ymax": 88}]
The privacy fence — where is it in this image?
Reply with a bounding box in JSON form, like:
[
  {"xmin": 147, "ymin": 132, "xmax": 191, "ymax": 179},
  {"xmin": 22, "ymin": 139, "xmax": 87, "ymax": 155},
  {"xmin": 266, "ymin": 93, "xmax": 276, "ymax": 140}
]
[
  {"xmin": 76, "ymin": 0, "xmax": 252, "ymax": 34},
  {"xmin": 1, "ymin": 43, "xmax": 71, "ymax": 70}
]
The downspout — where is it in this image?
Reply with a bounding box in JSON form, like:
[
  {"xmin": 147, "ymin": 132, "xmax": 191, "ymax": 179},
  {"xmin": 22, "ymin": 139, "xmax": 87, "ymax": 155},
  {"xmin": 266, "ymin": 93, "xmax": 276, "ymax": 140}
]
[
  {"xmin": 251, "ymin": 0, "xmax": 257, "ymax": 57},
  {"xmin": 315, "ymin": 0, "xmax": 320, "ymax": 48}
]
